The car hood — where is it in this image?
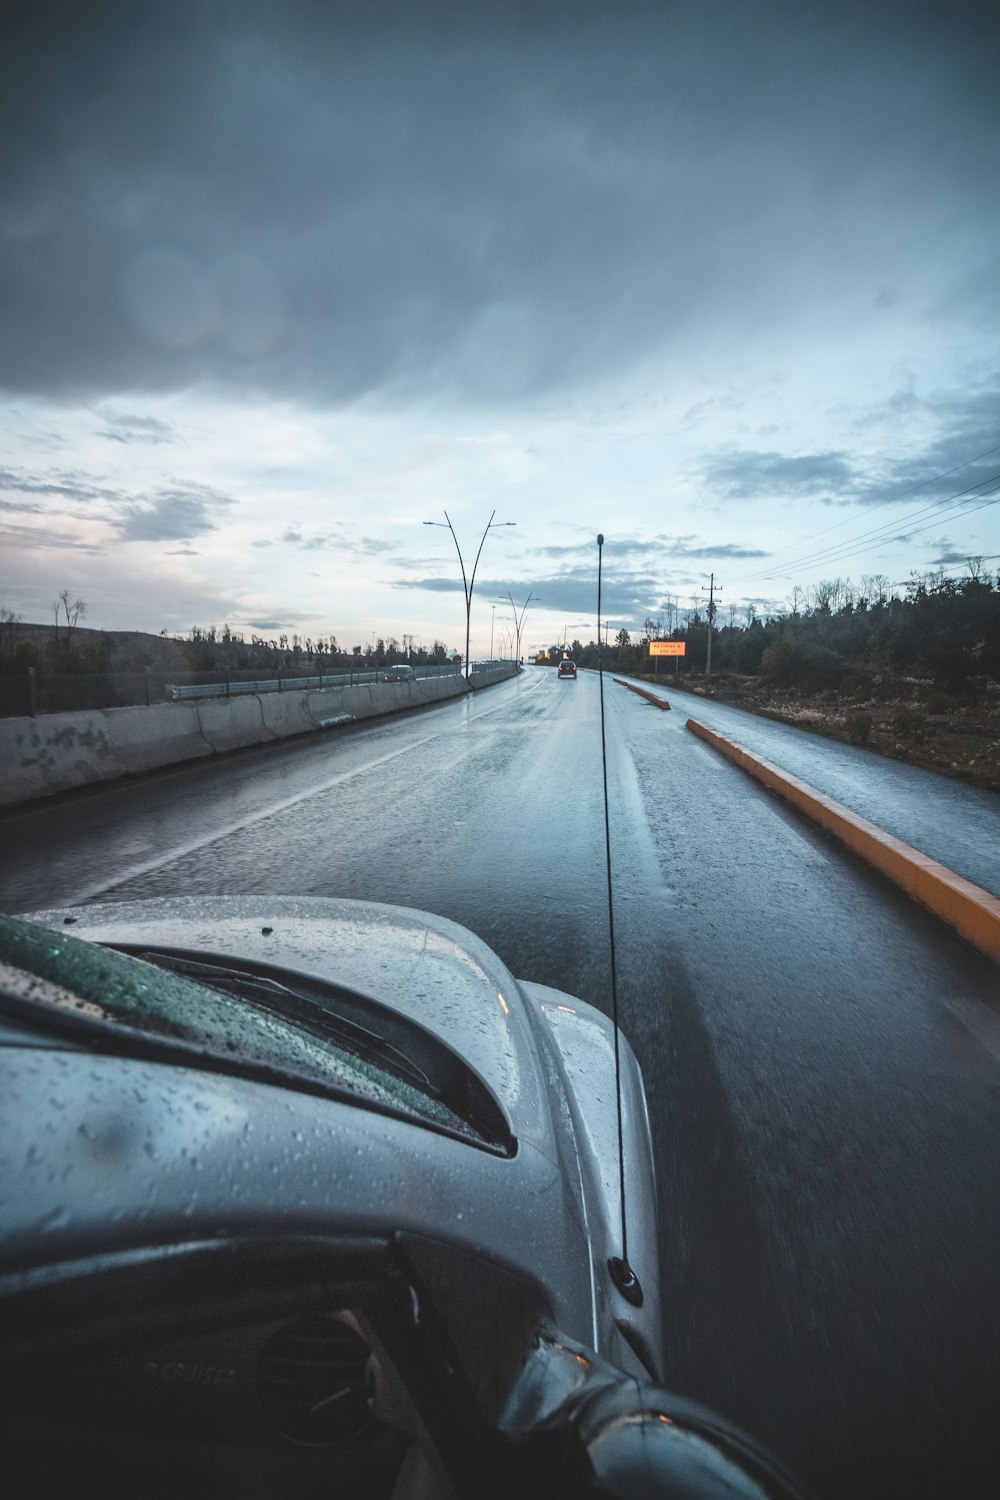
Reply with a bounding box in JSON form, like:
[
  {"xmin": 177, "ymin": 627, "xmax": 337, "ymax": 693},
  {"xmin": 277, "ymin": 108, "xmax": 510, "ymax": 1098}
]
[{"xmin": 21, "ymin": 895, "xmax": 556, "ymax": 1146}]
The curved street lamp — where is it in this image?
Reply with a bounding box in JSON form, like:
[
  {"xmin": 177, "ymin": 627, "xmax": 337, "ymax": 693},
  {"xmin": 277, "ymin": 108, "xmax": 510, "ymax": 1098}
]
[
  {"xmin": 424, "ymin": 509, "xmax": 515, "ymax": 680},
  {"xmin": 507, "ymin": 591, "xmax": 535, "ymax": 666}
]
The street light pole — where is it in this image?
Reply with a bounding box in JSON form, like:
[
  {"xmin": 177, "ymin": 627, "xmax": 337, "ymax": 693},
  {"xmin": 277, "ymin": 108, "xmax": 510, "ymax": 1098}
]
[
  {"xmin": 424, "ymin": 510, "xmax": 515, "ymax": 681},
  {"xmin": 507, "ymin": 591, "xmax": 534, "ymax": 666},
  {"xmin": 490, "ymin": 604, "xmax": 495, "ymax": 660}
]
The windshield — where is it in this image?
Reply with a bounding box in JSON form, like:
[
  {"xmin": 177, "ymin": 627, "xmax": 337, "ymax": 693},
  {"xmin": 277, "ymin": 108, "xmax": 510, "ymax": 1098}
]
[
  {"xmin": 0, "ymin": 913, "xmax": 481, "ymax": 1142},
  {"xmin": 2, "ymin": 9, "xmax": 998, "ymax": 1500}
]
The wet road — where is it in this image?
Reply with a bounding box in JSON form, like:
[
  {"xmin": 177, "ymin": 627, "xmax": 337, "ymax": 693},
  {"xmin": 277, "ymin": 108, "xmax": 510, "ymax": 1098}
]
[
  {"xmin": 647, "ymin": 678, "xmax": 1000, "ymax": 896},
  {"xmin": 2, "ymin": 668, "xmax": 999, "ymax": 1499}
]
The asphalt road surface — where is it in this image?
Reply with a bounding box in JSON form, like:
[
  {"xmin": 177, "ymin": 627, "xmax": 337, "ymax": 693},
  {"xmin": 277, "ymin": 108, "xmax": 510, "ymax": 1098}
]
[{"xmin": 2, "ymin": 667, "xmax": 999, "ymax": 1499}]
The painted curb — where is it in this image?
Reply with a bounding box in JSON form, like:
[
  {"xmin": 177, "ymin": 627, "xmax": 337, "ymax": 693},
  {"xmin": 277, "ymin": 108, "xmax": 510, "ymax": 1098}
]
[
  {"xmin": 686, "ymin": 717, "xmax": 1000, "ymax": 968},
  {"xmin": 613, "ymin": 678, "xmax": 671, "ymax": 710}
]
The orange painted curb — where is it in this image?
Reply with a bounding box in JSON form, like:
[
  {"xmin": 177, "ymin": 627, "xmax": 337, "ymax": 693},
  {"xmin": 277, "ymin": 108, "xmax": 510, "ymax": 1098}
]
[
  {"xmin": 686, "ymin": 718, "xmax": 1000, "ymax": 968},
  {"xmin": 614, "ymin": 679, "xmax": 671, "ymax": 710}
]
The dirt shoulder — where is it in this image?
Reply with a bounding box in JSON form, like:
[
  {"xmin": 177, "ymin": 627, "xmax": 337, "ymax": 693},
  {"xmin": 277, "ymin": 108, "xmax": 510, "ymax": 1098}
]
[{"xmin": 640, "ymin": 671, "xmax": 1000, "ymax": 793}]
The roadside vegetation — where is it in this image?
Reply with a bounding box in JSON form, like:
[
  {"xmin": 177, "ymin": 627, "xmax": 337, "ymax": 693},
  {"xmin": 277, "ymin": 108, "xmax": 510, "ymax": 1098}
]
[
  {"xmin": 0, "ymin": 609, "xmax": 459, "ymax": 679},
  {"xmin": 552, "ymin": 566, "xmax": 1000, "ymax": 791},
  {"xmin": 0, "ymin": 606, "xmax": 463, "ymax": 718}
]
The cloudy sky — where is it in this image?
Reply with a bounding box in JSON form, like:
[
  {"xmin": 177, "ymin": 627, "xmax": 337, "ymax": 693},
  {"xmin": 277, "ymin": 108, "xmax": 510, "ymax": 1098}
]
[{"xmin": 1, "ymin": 0, "xmax": 998, "ymax": 657}]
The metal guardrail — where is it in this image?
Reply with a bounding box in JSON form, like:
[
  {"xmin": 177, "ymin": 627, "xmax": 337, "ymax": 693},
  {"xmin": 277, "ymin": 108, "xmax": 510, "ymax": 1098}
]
[
  {"xmin": 165, "ymin": 664, "xmax": 464, "ymax": 700},
  {"xmin": 164, "ymin": 661, "xmax": 518, "ymax": 701},
  {"xmin": 0, "ymin": 659, "xmax": 516, "ymax": 717}
]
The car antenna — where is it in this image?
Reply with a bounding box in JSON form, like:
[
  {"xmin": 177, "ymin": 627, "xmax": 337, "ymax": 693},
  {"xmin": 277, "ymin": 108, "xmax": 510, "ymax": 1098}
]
[{"xmin": 597, "ymin": 533, "xmax": 643, "ymax": 1308}]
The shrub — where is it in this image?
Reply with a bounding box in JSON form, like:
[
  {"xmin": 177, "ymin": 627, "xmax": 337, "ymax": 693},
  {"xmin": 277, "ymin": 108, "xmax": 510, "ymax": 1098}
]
[
  {"xmin": 760, "ymin": 636, "xmax": 846, "ymax": 690},
  {"xmin": 891, "ymin": 706, "xmax": 927, "ymax": 743}
]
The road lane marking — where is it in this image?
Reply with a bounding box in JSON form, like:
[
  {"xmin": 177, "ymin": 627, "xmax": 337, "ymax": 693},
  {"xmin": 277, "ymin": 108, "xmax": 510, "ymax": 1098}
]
[
  {"xmin": 69, "ymin": 675, "xmax": 548, "ymax": 902},
  {"xmin": 69, "ymin": 730, "xmax": 446, "ymax": 902},
  {"xmin": 941, "ymin": 995, "xmax": 1000, "ymax": 1063}
]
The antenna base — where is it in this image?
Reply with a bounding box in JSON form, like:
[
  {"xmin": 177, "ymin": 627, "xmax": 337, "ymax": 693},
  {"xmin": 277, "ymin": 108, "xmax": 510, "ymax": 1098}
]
[{"xmin": 608, "ymin": 1256, "xmax": 644, "ymax": 1307}]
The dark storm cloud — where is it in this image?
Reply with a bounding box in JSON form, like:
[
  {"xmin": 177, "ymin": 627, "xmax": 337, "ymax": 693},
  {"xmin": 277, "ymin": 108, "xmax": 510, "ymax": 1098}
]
[
  {"xmin": 246, "ymin": 618, "xmax": 291, "ymax": 631},
  {"xmin": 1, "ymin": 1, "xmax": 996, "ymax": 404},
  {"xmin": 116, "ymin": 483, "xmax": 234, "ymax": 541}
]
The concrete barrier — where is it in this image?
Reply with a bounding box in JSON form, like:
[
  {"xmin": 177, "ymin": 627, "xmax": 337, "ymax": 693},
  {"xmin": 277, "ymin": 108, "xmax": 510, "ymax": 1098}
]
[
  {"xmin": 195, "ymin": 693, "xmax": 273, "ymax": 753},
  {"xmin": 687, "ymin": 717, "xmax": 1000, "ymax": 967},
  {"xmin": 262, "ymin": 690, "xmax": 319, "ymax": 737},
  {"xmin": 0, "ymin": 665, "xmax": 517, "ymax": 808}
]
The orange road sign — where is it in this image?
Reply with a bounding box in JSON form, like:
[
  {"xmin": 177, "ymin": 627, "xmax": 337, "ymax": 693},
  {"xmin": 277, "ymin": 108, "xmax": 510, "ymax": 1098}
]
[{"xmin": 649, "ymin": 641, "xmax": 685, "ymax": 656}]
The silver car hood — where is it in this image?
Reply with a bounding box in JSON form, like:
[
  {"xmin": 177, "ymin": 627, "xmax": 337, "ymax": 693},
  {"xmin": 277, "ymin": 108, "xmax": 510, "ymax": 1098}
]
[
  {"xmin": 14, "ymin": 895, "xmax": 662, "ymax": 1376},
  {"xmin": 23, "ymin": 895, "xmax": 557, "ymax": 1141}
]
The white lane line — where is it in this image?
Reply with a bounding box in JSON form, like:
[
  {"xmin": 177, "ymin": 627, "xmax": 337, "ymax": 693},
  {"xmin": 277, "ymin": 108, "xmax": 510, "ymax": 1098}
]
[
  {"xmin": 941, "ymin": 995, "xmax": 1000, "ymax": 1063},
  {"xmin": 71, "ymin": 674, "xmax": 543, "ymax": 902},
  {"xmin": 71, "ymin": 730, "xmax": 444, "ymax": 902}
]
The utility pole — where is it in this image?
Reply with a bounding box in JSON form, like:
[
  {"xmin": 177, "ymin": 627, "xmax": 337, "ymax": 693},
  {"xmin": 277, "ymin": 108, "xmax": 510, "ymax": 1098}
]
[{"xmin": 701, "ymin": 573, "xmax": 722, "ymax": 678}]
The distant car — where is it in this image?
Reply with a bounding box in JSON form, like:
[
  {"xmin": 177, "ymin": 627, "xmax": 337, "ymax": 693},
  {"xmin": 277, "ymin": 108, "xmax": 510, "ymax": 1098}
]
[
  {"xmin": 382, "ymin": 664, "xmax": 414, "ymax": 682},
  {"xmin": 557, "ymin": 658, "xmax": 577, "ymax": 678},
  {"xmin": 0, "ymin": 898, "xmax": 807, "ymax": 1499}
]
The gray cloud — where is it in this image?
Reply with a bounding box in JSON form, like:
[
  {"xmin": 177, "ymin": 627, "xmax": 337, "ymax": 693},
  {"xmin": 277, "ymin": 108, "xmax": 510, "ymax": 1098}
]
[
  {"xmin": 0, "ymin": 497, "xmax": 43, "ymax": 514},
  {"xmin": 98, "ymin": 411, "xmax": 176, "ymax": 445},
  {"xmin": 705, "ymin": 450, "xmax": 856, "ymax": 501},
  {"xmin": 395, "ymin": 566, "xmax": 665, "ymax": 628},
  {"xmin": 0, "ymin": 466, "xmax": 128, "ymax": 505},
  {"xmin": 533, "ymin": 534, "xmax": 769, "ymax": 562},
  {"xmin": 851, "ymin": 378, "xmax": 1000, "ymax": 505},
  {"xmin": 280, "ymin": 527, "xmax": 336, "ymax": 550},
  {"xmin": 676, "ymin": 543, "xmax": 770, "ymax": 559},
  {"xmin": 0, "ymin": 522, "xmax": 102, "ymax": 553},
  {"xmin": 1, "ymin": 2, "xmax": 995, "ymax": 405},
  {"xmin": 116, "ymin": 483, "xmax": 234, "ymax": 541}
]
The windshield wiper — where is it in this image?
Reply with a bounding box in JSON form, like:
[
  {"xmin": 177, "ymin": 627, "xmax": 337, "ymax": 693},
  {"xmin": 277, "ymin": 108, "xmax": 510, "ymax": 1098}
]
[{"xmin": 129, "ymin": 950, "xmax": 434, "ymax": 1095}]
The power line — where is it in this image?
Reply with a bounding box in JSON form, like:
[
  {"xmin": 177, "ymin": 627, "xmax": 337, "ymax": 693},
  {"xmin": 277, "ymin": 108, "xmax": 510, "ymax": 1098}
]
[
  {"xmin": 729, "ymin": 469, "xmax": 1000, "ymax": 586},
  {"xmin": 725, "ymin": 439, "xmax": 1000, "ymax": 583}
]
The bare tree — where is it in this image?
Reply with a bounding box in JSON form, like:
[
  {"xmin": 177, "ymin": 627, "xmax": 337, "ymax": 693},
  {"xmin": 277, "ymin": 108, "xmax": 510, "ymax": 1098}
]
[
  {"xmin": 0, "ymin": 605, "xmax": 21, "ymax": 659},
  {"xmin": 52, "ymin": 589, "xmax": 86, "ymax": 649}
]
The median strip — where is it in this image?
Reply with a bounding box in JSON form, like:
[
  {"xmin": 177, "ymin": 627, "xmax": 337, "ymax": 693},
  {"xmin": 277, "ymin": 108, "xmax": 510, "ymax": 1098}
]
[
  {"xmin": 614, "ymin": 678, "xmax": 671, "ymax": 710},
  {"xmin": 686, "ymin": 717, "xmax": 1000, "ymax": 967}
]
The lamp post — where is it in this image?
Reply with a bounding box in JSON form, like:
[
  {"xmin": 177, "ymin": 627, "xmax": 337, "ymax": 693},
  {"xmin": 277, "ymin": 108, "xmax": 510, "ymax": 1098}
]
[
  {"xmin": 507, "ymin": 591, "xmax": 534, "ymax": 666},
  {"xmin": 423, "ymin": 509, "xmax": 515, "ymax": 681},
  {"xmin": 490, "ymin": 604, "xmax": 495, "ymax": 660}
]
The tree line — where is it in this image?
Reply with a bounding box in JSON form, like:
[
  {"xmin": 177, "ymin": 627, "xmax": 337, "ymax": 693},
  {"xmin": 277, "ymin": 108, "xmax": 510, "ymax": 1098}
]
[
  {"xmin": 560, "ymin": 564, "xmax": 1000, "ymax": 696},
  {"xmin": 0, "ymin": 606, "xmax": 460, "ymax": 677}
]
